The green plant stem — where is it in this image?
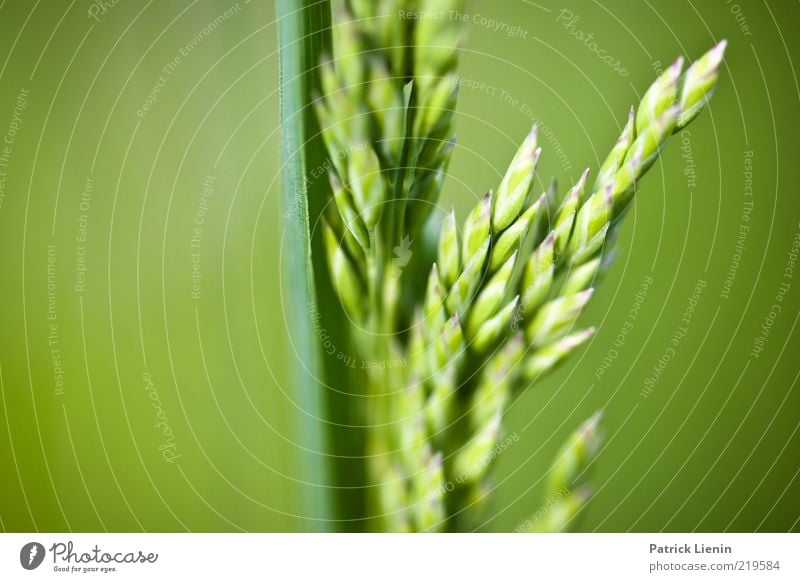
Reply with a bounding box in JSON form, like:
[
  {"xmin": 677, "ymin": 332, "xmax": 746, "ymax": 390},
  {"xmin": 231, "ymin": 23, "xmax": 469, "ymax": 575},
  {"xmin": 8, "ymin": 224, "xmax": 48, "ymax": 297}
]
[{"xmin": 277, "ymin": 0, "xmax": 333, "ymax": 531}]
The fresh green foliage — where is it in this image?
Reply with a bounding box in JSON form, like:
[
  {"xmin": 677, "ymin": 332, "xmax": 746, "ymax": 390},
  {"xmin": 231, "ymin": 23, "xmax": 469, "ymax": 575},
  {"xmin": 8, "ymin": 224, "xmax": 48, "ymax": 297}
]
[
  {"xmin": 303, "ymin": 0, "xmax": 726, "ymax": 531},
  {"xmin": 277, "ymin": 0, "xmax": 334, "ymax": 530}
]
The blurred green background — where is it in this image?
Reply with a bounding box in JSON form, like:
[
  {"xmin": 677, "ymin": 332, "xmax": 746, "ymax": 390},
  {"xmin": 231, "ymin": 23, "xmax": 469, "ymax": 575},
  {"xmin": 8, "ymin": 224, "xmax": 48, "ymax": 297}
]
[{"xmin": 0, "ymin": 0, "xmax": 798, "ymax": 532}]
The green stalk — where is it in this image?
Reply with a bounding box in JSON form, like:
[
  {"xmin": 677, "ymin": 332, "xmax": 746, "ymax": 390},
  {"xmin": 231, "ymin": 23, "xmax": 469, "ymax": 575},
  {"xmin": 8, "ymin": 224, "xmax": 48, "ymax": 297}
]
[{"xmin": 277, "ymin": 0, "xmax": 333, "ymax": 532}]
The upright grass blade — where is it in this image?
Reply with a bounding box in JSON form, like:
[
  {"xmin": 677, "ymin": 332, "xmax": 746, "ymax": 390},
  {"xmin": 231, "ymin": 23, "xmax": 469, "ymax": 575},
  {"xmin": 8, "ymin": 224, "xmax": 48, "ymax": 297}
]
[{"xmin": 277, "ymin": 0, "xmax": 333, "ymax": 532}]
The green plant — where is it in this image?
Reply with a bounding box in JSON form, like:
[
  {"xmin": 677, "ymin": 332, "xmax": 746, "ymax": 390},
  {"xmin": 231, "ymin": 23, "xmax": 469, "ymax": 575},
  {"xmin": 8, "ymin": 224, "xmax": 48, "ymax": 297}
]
[
  {"xmin": 284, "ymin": 0, "xmax": 726, "ymax": 531},
  {"xmin": 277, "ymin": 0, "xmax": 334, "ymax": 530}
]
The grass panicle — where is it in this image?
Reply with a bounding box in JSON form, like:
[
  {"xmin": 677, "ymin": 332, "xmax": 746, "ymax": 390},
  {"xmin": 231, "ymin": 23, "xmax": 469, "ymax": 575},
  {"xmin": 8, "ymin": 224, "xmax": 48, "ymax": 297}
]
[{"xmin": 312, "ymin": 1, "xmax": 726, "ymax": 531}]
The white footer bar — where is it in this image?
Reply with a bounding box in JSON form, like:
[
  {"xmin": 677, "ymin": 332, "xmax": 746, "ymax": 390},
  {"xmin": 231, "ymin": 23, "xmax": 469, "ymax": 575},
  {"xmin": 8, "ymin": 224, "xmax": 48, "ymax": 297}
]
[{"xmin": 1, "ymin": 533, "xmax": 797, "ymax": 581}]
